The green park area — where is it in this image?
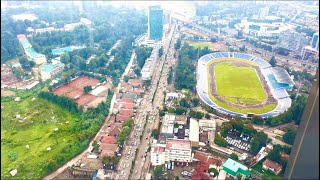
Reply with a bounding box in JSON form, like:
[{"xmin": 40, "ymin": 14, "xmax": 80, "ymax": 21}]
[
  {"xmin": 189, "ymin": 42, "xmax": 214, "ymax": 50},
  {"xmin": 1, "ymin": 90, "xmax": 82, "ymax": 179}
]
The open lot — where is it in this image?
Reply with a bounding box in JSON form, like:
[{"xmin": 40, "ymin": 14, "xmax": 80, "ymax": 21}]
[
  {"xmin": 1, "ymin": 91, "xmax": 81, "ymax": 179},
  {"xmin": 52, "ymin": 76, "xmax": 100, "ymax": 106}
]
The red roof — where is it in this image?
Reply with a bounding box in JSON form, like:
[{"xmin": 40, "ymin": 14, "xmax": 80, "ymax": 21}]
[
  {"xmin": 120, "ymin": 98, "xmax": 134, "ymax": 103},
  {"xmin": 128, "ymin": 79, "xmax": 142, "ymax": 87},
  {"xmin": 121, "ymin": 103, "xmax": 134, "ymax": 109},
  {"xmin": 192, "ymin": 162, "xmax": 211, "ymax": 180},
  {"xmin": 17, "ymin": 34, "xmax": 27, "ymax": 40},
  {"xmin": 99, "ymin": 143, "xmax": 118, "ymax": 157},
  {"xmin": 119, "ymin": 109, "xmax": 134, "ymax": 117},
  {"xmin": 108, "ymin": 124, "xmax": 122, "ymax": 136},
  {"xmin": 263, "ymin": 159, "xmax": 283, "ymax": 172},
  {"xmin": 101, "ymin": 136, "xmax": 117, "ymax": 144},
  {"xmin": 194, "ymin": 151, "xmax": 222, "ymax": 166},
  {"xmin": 116, "ymin": 114, "xmax": 131, "ymax": 122}
]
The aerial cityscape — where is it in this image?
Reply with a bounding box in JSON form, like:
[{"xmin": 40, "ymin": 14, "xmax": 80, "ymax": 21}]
[{"xmin": 1, "ymin": 1, "xmax": 319, "ymax": 180}]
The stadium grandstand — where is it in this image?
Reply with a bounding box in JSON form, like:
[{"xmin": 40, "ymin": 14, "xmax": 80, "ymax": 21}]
[
  {"xmin": 271, "ymin": 67, "xmax": 295, "ymax": 90},
  {"xmin": 234, "ymin": 52, "xmax": 254, "ymax": 60},
  {"xmin": 197, "ymin": 52, "xmax": 292, "ymax": 118}
]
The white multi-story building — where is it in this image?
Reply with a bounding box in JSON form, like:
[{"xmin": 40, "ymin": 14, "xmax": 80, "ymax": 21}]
[
  {"xmin": 301, "ymin": 46, "xmax": 319, "ymax": 61},
  {"xmin": 150, "ymin": 140, "xmax": 166, "ymax": 166},
  {"xmin": 189, "ymin": 118, "xmax": 199, "ymax": 147},
  {"xmin": 151, "ymin": 138, "xmax": 193, "ymax": 166},
  {"xmin": 141, "ymin": 58, "xmax": 154, "ymax": 81},
  {"xmin": 165, "ymin": 139, "xmax": 193, "ymax": 163},
  {"xmin": 160, "ymin": 114, "xmax": 175, "ymax": 138}
]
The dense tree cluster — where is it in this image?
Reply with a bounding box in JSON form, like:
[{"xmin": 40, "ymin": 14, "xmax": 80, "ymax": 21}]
[
  {"xmin": 117, "ymin": 119, "xmax": 134, "ymax": 145},
  {"xmin": 250, "ymin": 131, "xmax": 268, "ymax": 154},
  {"xmin": 245, "ymin": 38, "xmax": 272, "ymax": 52},
  {"xmin": 265, "ymin": 95, "xmax": 307, "ymax": 126},
  {"xmin": 83, "ymin": 86, "xmax": 92, "ymax": 93},
  {"xmin": 135, "ymin": 46, "xmax": 153, "ymax": 68},
  {"xmin": 38, "ymin": 91, "xmax": 79, "ymax": 113},
  {"xmin": 282, "ymin": 128, "xmax": 297, "ymax": 145},
  {"xmin": 214, "ymin": 133, "xmax": 228, "ymax": 147},
  {"xmin": 189, "ymin": 110, "xmax": 204, "ymax": 119}
]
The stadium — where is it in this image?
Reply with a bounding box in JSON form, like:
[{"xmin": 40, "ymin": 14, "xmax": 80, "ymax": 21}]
[{"xmin": 197, "ymin": 52, "xmax": 294, "ymax": 118}]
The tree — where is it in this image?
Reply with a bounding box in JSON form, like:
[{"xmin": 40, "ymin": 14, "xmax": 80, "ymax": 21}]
[
  {"xmin": 83, "ymin": 86, "xmax": 92, "ymax": 93},
  {"xmin": 236, "ymin": 173, "xmax": 243, "ymax": 180},
  {"xmin": 283, "ymin": 128, "xmax": 297, "ymax": 145},
  {"xmin": 153, "ymin": 166, "xmax": 163, "ymax": 180},
  {"xmin": 239, "ymin": 45, "xmax": 246, "ymax": 52},
  {"xmin": 175, "ymin": 176, "xmax": 180, "ymax": 180},
  {"xmin": 124, "ymin": 75, "xmax": 129, "ymax": 82},
  {"xmin": 192, "ymin": 98, "xmax": 200, "ymax": 107},
  {"xmin": 19, "ymin": 57, "xmax": 35, "ymax": 71},
  {"xmin": 60, "ymin": 53, "xmax": 70, "ymax": 64},
  {"xmin": 252, "ymin": 116, "xmax": 264, "ymax": 125},
  {"xmin": 151, "ymin": 129, "xmax": 160, "ymax": 139},
  {"xmin": 205, "ymin": 113, "xmax": 211, "ymax": 119},
  {"xmin": 214, "ymin": 133, "xmax": 228, "ymax": 147},
  {"xmin": 269, "ymin": 56, "xmax": 277, "ymax": 67},
  {"xmin": 92, "ymin": 140, "xmax": 99, "ymax": 153},
  {"xmin": 208, "ymin": 168, "xmax": 218, "ymax": 177},
  {"xmin": 174, "ymin": 38, "xmax": 181, "ymax": 50},
  {"xmin": 230, "ymin": 153, "xmax": 239, "ymax": 161}
]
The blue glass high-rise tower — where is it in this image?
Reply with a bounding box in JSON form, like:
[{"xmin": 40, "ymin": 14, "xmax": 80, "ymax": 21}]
[
  {"xmin": 148, "ymin": 6, "xmax": 163, "ymax": 40},
  {"xmin": 311, "ymin": 32, "xmax": 319, "ymax": 50}
]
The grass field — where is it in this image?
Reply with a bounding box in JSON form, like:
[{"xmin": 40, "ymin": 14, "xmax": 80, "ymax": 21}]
[
  {"xmin": 189, "ymin": 42, "xmax": 214, "ymax": 49},
  {"xmin": 207, "ymin": 60, "xmax": 277, "ymax": 114},
  {"xmin": 1, "ymin": 90, "xmax": 81, "ymax": 179},
  {"xmin": 214, "ymin": 62, "xmax": 266, "ymax": 100}
]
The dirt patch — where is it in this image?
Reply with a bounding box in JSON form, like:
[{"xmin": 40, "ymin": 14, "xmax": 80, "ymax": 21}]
[
  {"xmin": 1, "ymin": 66, "xmax": 20, "ymax": 86},
  {"xmin": 1, "ymin": 90, "xmax": 16, "ymax": 96}
]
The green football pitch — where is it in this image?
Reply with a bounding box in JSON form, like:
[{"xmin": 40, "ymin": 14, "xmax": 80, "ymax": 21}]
[
  {"xmin": 214, "ymin": 61, "xmax": 267, "ymax": 101},
  {"xmin": 207, "ymin": 61, "xmax": 277, "ymax": 114}
]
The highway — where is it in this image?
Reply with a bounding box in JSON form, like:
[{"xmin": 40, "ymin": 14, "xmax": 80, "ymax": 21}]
[{"xmin": 114, "ymin": 23, "xmax": 178, "ymax": 180}]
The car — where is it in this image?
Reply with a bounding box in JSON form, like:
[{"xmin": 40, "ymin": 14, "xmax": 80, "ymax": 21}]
[{"xmin": 121, "ymin": 170, "xmax": 124, "ymax": 176}]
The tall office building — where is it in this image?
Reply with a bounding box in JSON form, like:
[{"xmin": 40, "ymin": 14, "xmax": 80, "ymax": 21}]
[
  {"xmin": 148, "ymin": 6, "xmax": 163, "ymax": 40},
  {"xmin": 311, "ymin": 32, "xmax": 319, "ymax": 50},
  {"xmin": 283, "ymin": 68, "xmax": 319, "ymax": 179}
]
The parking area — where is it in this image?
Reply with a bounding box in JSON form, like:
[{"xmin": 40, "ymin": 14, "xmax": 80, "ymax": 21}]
[{"xmin": 225, "ymin": 130, "xmax": 252, "ymax": 152}]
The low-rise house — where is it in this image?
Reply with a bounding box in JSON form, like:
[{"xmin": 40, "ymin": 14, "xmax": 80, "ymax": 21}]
[
  {"xmin": 116, "ymin": 114, "xmax": 131, "ymax": 122},
  {"xmin": 119, "ymin": 109, "xmax": 134, "ymax": 117},
  {"xmin": 120, "ymin": 97, "xmax": 134, "ymax": 103},
  {"xmin": 128, "ymin": 79, "xmax": 143, "ymax": 87},
  {"xmin": 262, "ymin": 159, "xmax": 283, "ymax": 175},
  {"xmin": 193, "ymin": 150, "xmax": 222, "ymax": 166}
]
